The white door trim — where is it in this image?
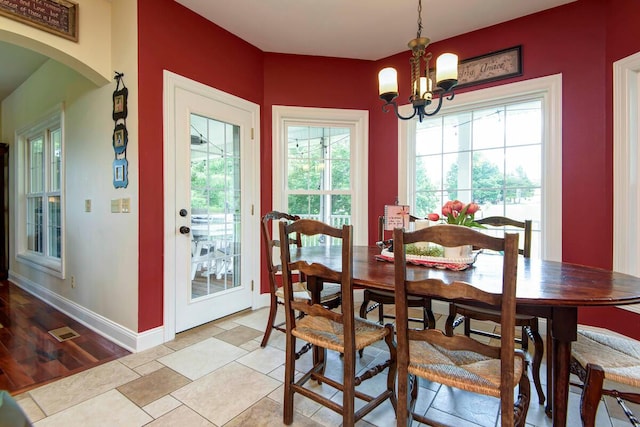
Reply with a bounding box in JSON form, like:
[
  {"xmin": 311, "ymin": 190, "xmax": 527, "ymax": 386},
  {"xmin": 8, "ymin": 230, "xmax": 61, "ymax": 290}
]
[
  {"xmin": 163, "ymin": 71, "xmax": 260, "ymax": 341},
  {"xmin": 613, "ymin": 51, "xmax": 640, "ymax": 314}
]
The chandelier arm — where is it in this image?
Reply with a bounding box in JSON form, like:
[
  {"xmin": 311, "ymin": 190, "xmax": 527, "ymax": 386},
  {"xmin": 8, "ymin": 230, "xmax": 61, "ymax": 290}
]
[
  {"xmin": 381, "ymin": 100, "xmax": 418, "ymax": 120},
  {"xmin": 422, "ymin": 95, "xmax": 445, "ymax": 118}
]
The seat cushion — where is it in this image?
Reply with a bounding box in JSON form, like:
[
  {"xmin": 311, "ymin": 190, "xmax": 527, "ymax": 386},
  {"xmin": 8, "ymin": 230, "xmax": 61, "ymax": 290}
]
[
  {"xmin": 367, "ymin": 289, "xmax": 425, "ymax": 301},
  {"xmin": 292, "ymin": 315, "xmax": 389, "ymax": 353},
  {"xmin": 319, "ymin": 283, "xmax": 342, "ymax": 303},
  {"xmin": 455, "ymin": 303, "xmax": 537, "ymax": 322},
  {"xmin": 572, "ymin": 329, "xmax": 640, "ymax": 388},
  {"xmin": 408, "ymin": 339, "xmax": 525, "ymax": 398},
  {"xmin": 275, "ymin": 282, "xmax": 311, "ymax": 301}
]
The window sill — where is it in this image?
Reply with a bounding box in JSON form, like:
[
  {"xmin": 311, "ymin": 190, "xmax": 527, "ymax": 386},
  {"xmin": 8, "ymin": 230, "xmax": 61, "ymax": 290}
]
[{"xmin": 16, "ymin": 252, "xmax": 64, "ymax": 279}]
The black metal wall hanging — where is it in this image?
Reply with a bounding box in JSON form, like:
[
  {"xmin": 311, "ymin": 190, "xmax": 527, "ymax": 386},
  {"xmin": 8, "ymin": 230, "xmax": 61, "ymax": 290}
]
[{"xmin": 112, "ymin": 71, "xmax": 128, "ymax": 188}]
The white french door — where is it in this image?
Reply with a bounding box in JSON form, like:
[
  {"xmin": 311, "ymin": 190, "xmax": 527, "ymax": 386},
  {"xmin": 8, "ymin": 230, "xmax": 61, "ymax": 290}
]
[{"xmin": 164, "ymin": 72, "xmax": 260, "ymax": 336}]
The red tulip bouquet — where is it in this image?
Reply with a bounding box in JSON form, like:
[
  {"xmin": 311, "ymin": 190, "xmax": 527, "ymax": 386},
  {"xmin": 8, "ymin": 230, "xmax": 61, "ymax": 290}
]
[{"xmin": 429, "ymin": 200, "xmax": 485, "ymax": 229}]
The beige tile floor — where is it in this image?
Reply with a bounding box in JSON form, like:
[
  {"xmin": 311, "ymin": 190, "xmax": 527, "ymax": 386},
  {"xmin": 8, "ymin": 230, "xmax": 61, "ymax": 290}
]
[{"xmin": 14, "ymin": 304, "xmax": 636, "ymax": 426}]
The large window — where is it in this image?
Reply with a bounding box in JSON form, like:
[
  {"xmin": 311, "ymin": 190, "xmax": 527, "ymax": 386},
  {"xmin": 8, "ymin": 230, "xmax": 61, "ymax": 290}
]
[
  {"xmin": 413, "ymin": 100, "xmax": 542, "ymax": 255},
  {"xmin": 273, "ymin": 106, "xmax": 368, "ymax": 246},
  {"xmin": 17, "ymin": 108, "xmax": 64, "ymax": 275},
  {"xmin": 399, "ymin": 76, "xmax": 562, "ymax": 261}
]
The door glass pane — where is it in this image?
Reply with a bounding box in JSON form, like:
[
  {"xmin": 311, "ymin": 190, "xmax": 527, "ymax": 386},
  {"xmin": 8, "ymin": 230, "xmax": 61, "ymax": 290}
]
[{"xmin": 190, "ymin": 114, "xmax": 241, "ymax": 299}]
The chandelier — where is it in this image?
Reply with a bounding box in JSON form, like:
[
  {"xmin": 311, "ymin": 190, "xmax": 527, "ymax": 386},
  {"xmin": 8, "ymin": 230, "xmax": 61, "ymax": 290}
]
[{"xmin": 378, "ymin": 0, "xmax": 459, "ymax": 122}]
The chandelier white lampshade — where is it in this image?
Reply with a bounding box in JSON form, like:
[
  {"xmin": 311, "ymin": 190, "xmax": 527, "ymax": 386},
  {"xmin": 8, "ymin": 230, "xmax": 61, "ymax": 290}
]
[
  {"xmin": 378, "ymin": 68, "xmax": 399, "ymax": 101},
  {"xmin": 377, "ymin": 0, "xmax": 459, "ymax": 121},
  {"xmin": 436, "ymin": 53, "xmax": 459, "ymax": 91}
]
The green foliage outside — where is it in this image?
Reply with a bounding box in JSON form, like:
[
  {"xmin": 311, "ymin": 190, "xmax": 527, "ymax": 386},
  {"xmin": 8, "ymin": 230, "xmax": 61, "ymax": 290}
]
[
  {"xmin": 191, "ymin": 155, "xmax": 237, "ymax": 213},
  {"xmin": 286, "ymin": 133, "xmax": 351, "ymax": 218},
  {"xmin": 445, "ymin": 153, "xmax": 535, "ymax": 204}
]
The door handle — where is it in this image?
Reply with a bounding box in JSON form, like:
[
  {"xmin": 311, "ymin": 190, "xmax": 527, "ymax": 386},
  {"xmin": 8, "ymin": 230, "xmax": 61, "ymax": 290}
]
[{"xmin": 179, "ymin": 226, "xmax": 191, "ymax": 235}]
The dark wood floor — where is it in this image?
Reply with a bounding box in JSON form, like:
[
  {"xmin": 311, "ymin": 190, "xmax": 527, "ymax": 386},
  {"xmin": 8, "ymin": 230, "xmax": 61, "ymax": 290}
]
[{"xmin": 0, "ymin": 280, "xmax": 130, "ymax": 395}]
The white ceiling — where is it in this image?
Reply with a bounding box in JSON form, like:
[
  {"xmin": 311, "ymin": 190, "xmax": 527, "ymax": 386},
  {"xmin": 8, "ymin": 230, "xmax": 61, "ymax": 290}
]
[
  {"xmin": 175, "ymin": 0, "xmax": 576, "ymax": 60},
  {"xmin": 0, "ymin": 0, "xmax": 576, "ymax": 102}
]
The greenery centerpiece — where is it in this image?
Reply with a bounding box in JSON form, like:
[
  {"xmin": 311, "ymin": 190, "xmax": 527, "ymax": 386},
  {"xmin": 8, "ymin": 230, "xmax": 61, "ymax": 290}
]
[{"xmin": 404, "ymin": 200, "xmax": 484, "ymax": 259}]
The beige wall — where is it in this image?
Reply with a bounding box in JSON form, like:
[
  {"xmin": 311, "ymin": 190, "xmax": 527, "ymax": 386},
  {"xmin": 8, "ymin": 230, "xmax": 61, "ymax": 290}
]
[
  {"xmin": 0, "ymin": 0, "xmax": 139, "ymax": 349},
  {"xmin": 0, "ymin": 0, "xmax": 113, "ymax": 85}
]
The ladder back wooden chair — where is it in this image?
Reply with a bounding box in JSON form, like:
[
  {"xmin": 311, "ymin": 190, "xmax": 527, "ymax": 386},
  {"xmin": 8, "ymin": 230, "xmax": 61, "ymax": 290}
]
[
  {"xmin": 259, "ymin": 211, "xmax": 341, "ymax": 347},
  {"xmin": 445, "ymin": 216, "xmax": 546, "ymax": 405},
  {"xmin": 570, "ymin": 328, "xmax": 640, "ymax": 427},
  {"xmin": 358, "ymin": 215, "xmax": 435, "ymax": 328},
  {"xmin": 279, "ymin": 219, "xmax": 397, "ymax": 426},
  {"xmin": 394, "ymin": 224, "xmax": 530, "ymax": 427}
]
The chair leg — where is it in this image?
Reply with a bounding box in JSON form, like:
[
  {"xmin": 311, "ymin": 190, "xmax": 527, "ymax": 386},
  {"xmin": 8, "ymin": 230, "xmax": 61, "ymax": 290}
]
[
  {"xmin": 342, "ymin": 346, "xmax": 356, "ymax": 427},
  {"xmin": 580, "ymin": 364, "xmax": 605, "ymax": 427},
  {"xmin": 424, "ymin": 300, "xmax": 436, "ymax": 329},
  {"xmin": 384, "ymin": 324, "xmax": 398, "ymax": 411},
  {"xmin": 524, "ymin": 324, "xmax": 546, "ymax": 404},
  {"xmin": 444, "ymin": 304, "xmax": 457, "ymax": 336},
  {"xmin": 545, "ymin": 320, "xmax": 553, "ymax": 418},
  {"xmin": 463, "ymin": 315, "xmax": 471, "ymax": 336},
  {"xmin": 359, "ymin": 291, "xmax": 371, "ymax": 320},
  {"xmin": 521, "ymin": 326, "xmax": 529, "ymax": 352},
  {"xmin": 260, "ymin": 294, "xmax": 279, "ymax": 347},
  {"xmin": 283, "ymin": 333, "xmax": 296, "ymax": 425},
  {"xmin": 515, "ymin": 365, "xmax": 531, "ymax": 427}
]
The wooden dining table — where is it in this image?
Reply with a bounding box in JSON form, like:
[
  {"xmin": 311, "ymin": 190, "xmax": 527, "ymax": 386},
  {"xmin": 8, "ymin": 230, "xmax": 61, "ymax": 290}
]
[{"xmin": 293, "ymin": 245, "xmax": 640, "ymax": 427}]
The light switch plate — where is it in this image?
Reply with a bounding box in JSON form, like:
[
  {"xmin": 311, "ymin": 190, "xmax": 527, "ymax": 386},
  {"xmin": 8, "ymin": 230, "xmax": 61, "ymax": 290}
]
[
  {"xmin": 121, "ymin": 198, "xmax": 130, "ymax": 213},
  {"xmin": 111, "ymin": 199, "xmax": 121, "ymax": 213},
  {"xmin": 85, "ymin": 199, "xmax": 91, "ymax": 212}
]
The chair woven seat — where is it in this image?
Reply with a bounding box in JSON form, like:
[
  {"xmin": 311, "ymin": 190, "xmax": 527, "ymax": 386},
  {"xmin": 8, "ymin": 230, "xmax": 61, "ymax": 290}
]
[
  {"xmin": 320, "ymin": 283, "xmax": 342, "ymax": 303},
  {"xmin": 572, "ymin": 329, "xmax": 640, "ymax": 387},
  {"xmin": 455, "ymin": 303, "xmax": 543, "ymax": 321},
  {"xmin": 275, "ymin": 281, "xmax": 311, "ymax": 301},
  {"xmin": 409, "ymin": 339, "xmax": 525, "ymax": 398},
  {"xmin": 274, "ymin": 282, "xmax": 341, "ymax": 303},
  {"xmin": 292, "ymin": 315, "xmax": 391, "ymax": 353}
]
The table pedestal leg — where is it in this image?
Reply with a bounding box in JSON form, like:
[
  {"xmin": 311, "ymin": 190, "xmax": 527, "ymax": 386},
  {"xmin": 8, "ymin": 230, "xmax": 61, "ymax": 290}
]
[{"xmin": 550, "ymin": 307, "xmax": 577, "ymax": 427}]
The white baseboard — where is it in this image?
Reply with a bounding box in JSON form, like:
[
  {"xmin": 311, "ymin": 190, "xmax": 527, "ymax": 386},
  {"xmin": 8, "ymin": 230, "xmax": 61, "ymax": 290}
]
[
  {"xmin": 620, "ymin": 304, "xmax": 640, "ymax": 315},
  {"xmin": 7, "ymin": 271, "xmax": 163, "ymax": 353}
]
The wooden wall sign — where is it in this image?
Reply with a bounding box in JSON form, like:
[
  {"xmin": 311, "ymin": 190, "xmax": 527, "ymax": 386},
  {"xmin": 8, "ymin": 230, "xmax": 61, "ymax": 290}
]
[
  {"xmin": 456, "ymin": 46, "xmax": 522, "ymax": 89},
  {"xmin": 0, "ymin": 0, "xmax": 78, "ymax": 42}
]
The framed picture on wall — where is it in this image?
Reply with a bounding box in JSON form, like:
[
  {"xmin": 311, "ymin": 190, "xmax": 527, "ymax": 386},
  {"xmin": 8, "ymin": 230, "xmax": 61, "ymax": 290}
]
[
  {"xmin": 113, "ymin": 158, "xmax": 128, "ymax": 188},
  {"xmin": 112, "ymin": 87, "xmax": 128, "ymax": 121},
  {"xmin": 112, "ymin": 123, "xmax": 128, "ymax": 155}
]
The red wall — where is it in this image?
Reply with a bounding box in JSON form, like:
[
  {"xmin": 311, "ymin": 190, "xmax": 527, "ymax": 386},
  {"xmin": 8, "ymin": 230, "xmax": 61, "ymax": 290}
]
[
  {"xmin": 137, "ymin": 0, "xmax": 263, "ymax": 331},
  {"xmin": 371, "ymin": 0, "xmax": 609, "ymax": 267},
  {"xmin": 138, "ymin": 0, "xmax": 640, "ymax": 338}
]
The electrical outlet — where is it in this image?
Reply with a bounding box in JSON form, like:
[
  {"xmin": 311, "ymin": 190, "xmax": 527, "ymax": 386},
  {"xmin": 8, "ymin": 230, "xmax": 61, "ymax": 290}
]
[{"xmin": 71, "ymin": 275, "xmax": 76, "ymax": 288}]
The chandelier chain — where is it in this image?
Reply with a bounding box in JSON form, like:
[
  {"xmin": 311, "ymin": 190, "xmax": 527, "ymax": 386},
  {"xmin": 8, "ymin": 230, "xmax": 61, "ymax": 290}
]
[{"xmin": 416, "ymin": 0, "xmax": 423, "ymax": 38}]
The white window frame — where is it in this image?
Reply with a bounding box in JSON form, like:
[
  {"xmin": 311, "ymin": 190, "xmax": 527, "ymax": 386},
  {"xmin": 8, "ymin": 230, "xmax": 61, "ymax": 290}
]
[
  {"xmin": 613, "ymin": 50, "xmax": 640, "ymax": 314},
  {"xmin": 398, "ymin": 75, "xmax": 563, "ymax": 261},
  {"xmin": 15, "ymin": 106, "xmax": 65, "ymax": 277},
  {"xmin": 272, "ymin": 106, "xmax": 368, "ymax": 245}
]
